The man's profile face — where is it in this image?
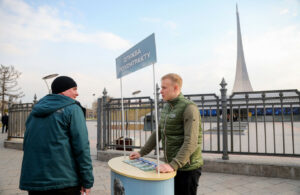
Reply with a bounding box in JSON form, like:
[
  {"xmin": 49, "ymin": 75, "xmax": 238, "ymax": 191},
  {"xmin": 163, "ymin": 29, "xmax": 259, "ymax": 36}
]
[
  {"xmin": 160, "ymin": 78, "xmax": 178, "ymax": 101},
  {"xmin": 61, "ymin": 87, "xmax": 78, "ymax": 99}
]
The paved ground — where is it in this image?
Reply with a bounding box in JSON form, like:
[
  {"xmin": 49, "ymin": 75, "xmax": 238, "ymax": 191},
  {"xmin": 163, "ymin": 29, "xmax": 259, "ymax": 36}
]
[{"xmin": 0, "ymin": 133, "xmax": 300, "ymax": 195}]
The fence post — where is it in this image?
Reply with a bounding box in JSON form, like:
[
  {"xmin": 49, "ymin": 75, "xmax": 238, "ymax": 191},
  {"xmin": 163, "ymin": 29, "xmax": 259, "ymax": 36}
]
[
  {"xmin": 102, "ymin": 88, "xmax": 108, "ymax": 150},
  {"xmin": 279, "ymin": 92, "xmax": 285, "ymax": 154},
  {"xmin": 220, "ymin": 78, "xmax": 229, "ymax": 160},
  {"xmin": 7, "ymin": 97, "xmax": 13, "ymax": 140},
  {"xmin": 97, "ymin": 95, "xmax": 103, "ymax": 151},
  {"xmin": 216, "ymin": 95, "xmax": 220, "ymax": 152}
]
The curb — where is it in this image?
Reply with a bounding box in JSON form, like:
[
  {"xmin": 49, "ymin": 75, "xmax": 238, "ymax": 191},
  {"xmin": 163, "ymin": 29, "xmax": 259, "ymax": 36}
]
[{"xmin": 4, "ymin": 139, "xmax": 23, "ymax": 150}]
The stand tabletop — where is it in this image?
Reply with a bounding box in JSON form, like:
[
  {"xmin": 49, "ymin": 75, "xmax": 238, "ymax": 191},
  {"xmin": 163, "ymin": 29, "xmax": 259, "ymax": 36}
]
[{"xmin": 108, "ymin": 156, "xmax": 176, "ymax": 181}]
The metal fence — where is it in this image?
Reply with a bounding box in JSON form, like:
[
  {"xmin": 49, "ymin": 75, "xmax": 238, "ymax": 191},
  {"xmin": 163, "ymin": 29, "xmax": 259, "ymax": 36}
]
[
  {"xmin": 97, "ymin": 81, "xmax": 300, "ymax": 158},
  {"xmin": 8, "ymin": 103, "xmax": 33, "ymax": 139},
  {"xmin": 97, "ymin": 88, "xmax": 158, "ymax": 151},
  {"xmin": 228, "ymin": 89, "xmax": 300, "ymax": 156}
]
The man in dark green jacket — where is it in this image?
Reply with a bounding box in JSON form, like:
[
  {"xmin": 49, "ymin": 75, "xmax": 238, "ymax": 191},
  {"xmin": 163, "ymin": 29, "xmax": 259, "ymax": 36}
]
[
  {"xmin": 20, "ymin": 76, "xmax": 94, "ymax": 195},
  {"xmin": 130, "ymin": 73, "xmax": 203, "ymax": 195}
]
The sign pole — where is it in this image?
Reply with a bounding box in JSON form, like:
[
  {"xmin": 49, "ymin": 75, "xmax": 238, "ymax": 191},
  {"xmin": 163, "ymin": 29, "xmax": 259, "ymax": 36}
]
[
  {"xmin": 120, "ymin": 78, "xmax": 126, "ymax": 157},
  {"xmin": 152, "ymin": 63, "xmax": 160, "ymax": 174}
]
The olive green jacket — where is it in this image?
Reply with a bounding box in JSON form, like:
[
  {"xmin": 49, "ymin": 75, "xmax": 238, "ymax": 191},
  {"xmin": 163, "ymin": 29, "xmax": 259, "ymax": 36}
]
[{"xmin": 140, "ymin": 93, "xmax": 203, "ymax": 171}]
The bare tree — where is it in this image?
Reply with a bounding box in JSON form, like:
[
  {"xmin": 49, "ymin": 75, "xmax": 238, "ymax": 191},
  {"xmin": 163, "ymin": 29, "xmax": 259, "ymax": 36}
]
[{"xmin": 0, "ymin": 64, "xmax": 24, "ymax": 115}]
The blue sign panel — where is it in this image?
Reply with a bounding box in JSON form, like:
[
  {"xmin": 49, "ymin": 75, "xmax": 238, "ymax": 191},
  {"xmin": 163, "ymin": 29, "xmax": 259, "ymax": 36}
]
[{"xmin": 116, "ymin": 33, "xmax": 157, "ymax": 78}]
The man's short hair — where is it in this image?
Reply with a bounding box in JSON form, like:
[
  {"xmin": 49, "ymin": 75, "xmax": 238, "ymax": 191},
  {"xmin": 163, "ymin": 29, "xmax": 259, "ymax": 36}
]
[{"xmin": 161, "ymin": 73, "xmax": 182, "ymax": 89}]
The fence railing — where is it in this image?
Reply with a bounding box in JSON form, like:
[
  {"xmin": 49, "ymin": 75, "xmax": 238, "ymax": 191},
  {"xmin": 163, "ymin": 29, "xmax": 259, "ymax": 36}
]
[
  {"xmin": 8, "ymin": 103, "xmax": 33, "ymax": 139},
  {"xmin": 97, "ymin": 80, "xmax": 300, "ymax": 158},
  {"xmin": 228, "ymin": 89, "xmax": 300, "ymax": 156}
]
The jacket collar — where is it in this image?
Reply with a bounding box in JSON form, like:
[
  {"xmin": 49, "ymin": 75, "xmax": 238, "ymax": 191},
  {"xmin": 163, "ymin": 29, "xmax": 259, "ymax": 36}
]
[{"xmin": 167, "ymin": 93, "xmax": 184, "ymax": 106}]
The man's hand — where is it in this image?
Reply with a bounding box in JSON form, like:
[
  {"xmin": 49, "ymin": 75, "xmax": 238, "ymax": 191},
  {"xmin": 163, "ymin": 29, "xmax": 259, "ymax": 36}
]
[
  {"xmin": 81, "ymin": 187, "xmax": 91, "ymax": 195},
  {"xmin": 156, "ymin": 164, "xmax": 174, "ymax": 173},
  {"xmin": 129, "ymin": 151, "xmax": 141, "ymax": 160}
]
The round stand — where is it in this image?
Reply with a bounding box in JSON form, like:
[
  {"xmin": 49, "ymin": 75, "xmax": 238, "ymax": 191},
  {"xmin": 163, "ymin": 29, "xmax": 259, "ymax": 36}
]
[{"xmin": 108, "ymin": 156, "xmax": 176, "ymax": 195}]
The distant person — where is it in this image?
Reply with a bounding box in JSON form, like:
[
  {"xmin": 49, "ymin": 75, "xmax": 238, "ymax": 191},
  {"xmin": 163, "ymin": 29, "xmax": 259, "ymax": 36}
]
[
  {"xmin": 233, "ymin": 113, "xmax": 238, "ymax": 121},
  {"xmin": 20, "ymin": 76, "xmax": 94, "ymax": 195},
  {"xmin": 130, "ymin": 73, "xmax": 203, "ymax": 195},
  {"xmin": 1, "ymin": 112, "xmax": 8, "ymax": 133}
]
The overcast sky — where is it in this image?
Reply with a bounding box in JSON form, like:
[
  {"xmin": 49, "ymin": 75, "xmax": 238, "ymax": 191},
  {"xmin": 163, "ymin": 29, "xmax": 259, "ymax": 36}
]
[{"xmin": 0, "ymin": 0, "xmax": 299, "ymax": 107}]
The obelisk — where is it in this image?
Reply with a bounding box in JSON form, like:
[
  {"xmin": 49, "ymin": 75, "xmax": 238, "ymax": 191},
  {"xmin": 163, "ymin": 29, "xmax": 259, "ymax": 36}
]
[{"xmin": 232, "ymin": 4, "xmax": 253, "ymax": 93}]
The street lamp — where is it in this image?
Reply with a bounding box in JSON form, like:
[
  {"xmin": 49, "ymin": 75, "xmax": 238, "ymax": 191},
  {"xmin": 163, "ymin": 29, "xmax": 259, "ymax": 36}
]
[
  {"xmin": 42, "ymin": 74, "xmax": 59, "ymax": 94},
  {"xmin": 132, "ymin": 90, "xmax": 141, "ymax": 96}
]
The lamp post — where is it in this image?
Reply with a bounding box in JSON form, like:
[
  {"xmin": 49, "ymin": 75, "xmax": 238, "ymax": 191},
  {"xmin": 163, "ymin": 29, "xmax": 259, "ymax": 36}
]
[
  {"xmin": 42, "ymin": 74, "xmax": 59, "ymax": 94},
  {"xmin": 132, "ymin": 90, "xmax": 141, "ymax": 148}
]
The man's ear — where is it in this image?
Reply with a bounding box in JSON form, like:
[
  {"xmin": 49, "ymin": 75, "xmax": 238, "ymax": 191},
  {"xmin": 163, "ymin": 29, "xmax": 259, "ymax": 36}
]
[{"xmin": 174, "ymin": 84, "xmax": 179, "ymax": 92}]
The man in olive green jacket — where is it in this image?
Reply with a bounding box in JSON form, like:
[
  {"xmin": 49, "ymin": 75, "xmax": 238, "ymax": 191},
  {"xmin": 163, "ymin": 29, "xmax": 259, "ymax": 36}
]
[{"xmin": 130, "ymin": 73, "xmax": 203, "ymax": 195}]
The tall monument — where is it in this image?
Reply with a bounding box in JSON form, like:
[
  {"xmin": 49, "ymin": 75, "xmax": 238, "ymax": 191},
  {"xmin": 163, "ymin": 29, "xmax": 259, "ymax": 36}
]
[{"xmin": 232, "ymin": 4, "xmax": 253, "ymax": 93}]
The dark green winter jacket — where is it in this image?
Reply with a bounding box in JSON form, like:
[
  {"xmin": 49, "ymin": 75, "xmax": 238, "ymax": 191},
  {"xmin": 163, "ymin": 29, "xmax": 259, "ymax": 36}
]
[
  {"xmin": 19, "ymin": 94, "xmax": 94, "ymax": 191},
  {"xmin": 140, "ymin": 93, "xmax": 203, "ymax": 171}
]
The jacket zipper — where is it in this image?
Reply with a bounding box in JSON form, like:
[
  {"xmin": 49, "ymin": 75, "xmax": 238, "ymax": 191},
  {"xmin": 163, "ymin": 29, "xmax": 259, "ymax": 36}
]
[{"xmin": 163, "ymin": 103, "xmax": 173, "ymax": 163}]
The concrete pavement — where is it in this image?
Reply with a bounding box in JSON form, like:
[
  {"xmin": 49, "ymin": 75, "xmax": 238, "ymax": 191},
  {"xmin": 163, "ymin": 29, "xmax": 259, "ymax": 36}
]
[{"xmin": 1, "ymin": 133, "xmax": 300, "ymax": 195}]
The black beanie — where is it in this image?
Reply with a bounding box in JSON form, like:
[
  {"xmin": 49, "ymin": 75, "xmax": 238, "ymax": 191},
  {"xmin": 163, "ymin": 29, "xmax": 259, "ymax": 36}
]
[{"xmin": 51, "ymin": 76, "xmax": 77, "ymax": 94}]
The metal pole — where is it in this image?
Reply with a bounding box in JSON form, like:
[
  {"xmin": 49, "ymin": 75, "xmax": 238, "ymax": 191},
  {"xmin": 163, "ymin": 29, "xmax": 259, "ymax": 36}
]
[
  {"xmin": 156, "ymin": 84, "xmax": 160, "ymax": 120},
  {"xmin": 152, "ymin": 64, "xmax": 160, "ymax": 173},
  {"xmin": 102, "ymin": 89, "xmax": 107, "ymax": 150},
  {"xmin": 220, "ymin": 78, "xmax": 229, "ymax": 160},
  {"xmin": 120, "ymin": 78, "xmax": 126, "ymax": 157},
  {"xmin": 154, "ymin": 84, "xmax": 160, "ymax": 155},
  {"xmin": 97, "ymin": 97, "xmax": 102, "ymax": 151}
]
